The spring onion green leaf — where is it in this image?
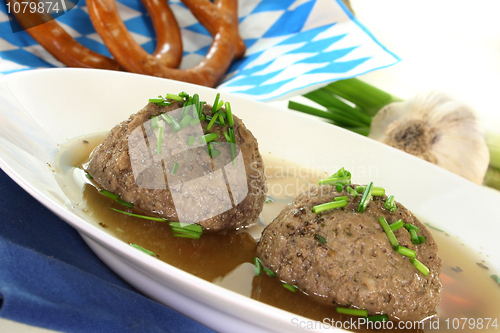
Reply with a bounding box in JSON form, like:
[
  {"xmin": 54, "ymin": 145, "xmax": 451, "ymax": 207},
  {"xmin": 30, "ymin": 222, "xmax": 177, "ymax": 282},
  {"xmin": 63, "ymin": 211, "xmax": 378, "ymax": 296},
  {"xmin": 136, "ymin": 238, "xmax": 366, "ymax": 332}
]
[
  {"xmin": 319, "ymin": 176, "xmax": 351, "ymax": 186},
  {"xmin": 378, "ymin": 216, "xmax": 398, "ymax": 247},
  {"xmin": 254, "ymin": 257, "xmax": 262, "ymax": 276},
  {"xmin": 186, "ymin": 136, "xmax": 196, "ymax": 146},
  {"xmin": 149, "ymin": 98, "xmax": 163, "ymax": 104},
  {"xmin": 334, "ymin": 196, "xmax": 348, "ymax": 201},
  {"xmin": 166, "ymin": 93, "xmax": 184, "ymax": 102},
  {"xmin": 99, "ymin": 189, "xmax": 119, "ymax": 201},
  {"xmin": 199, "ymin": 133, "xmax": 218, "ymax": 144},
  {"xmin": 411, "ymin": 258, "xmax": 429, "ymax": 276},
  {"xmin": 394, "ymin": 245, "xmax": 416, "ymax": 258},
  {"xmin": 282, "ymin": 284, "xmax": 298, "ymax": 293},
  {"xmin": 404, "ymin": 223, "xmax": 420, "ymax": 232},
  {"xmin": 110, "ymin": 207, "xmax": 168, "ymax": 222},
  {"xmin": 130, "ymin": 243, "xmax": 157, "ymax": 257},
  {"xmin": 389, "ymin": 219, "xmax": 404, "ymax": 231},
  {"xmin": 312, "ymin": 200, "xmax": 348, "ymax": 213},
  {"xmin": 212, "ymin": 93, "xmax": 220, "ymax": 113},
  {"xmin": 418, "ymin": 235, "xmax": 426, "ymax": 244},
  {"xmin": 315, "ymin": 234, "xmax": 327, "ymax": 244},
  {"xmin": 367, "ymin": 314, "xmax": 389, "ymax": 322},
  {"xmin": 346, "ymin": 186, "xmax": 359, "ymax": 197},
  {"xmin": 409, "ymin": 228, "xmax": 420, "ymax": 245},
  {"xmin": 355, "ymin": 185, "xmax": 385, "ymax": 196},
  {"xmin": 384, "ymin": 195, "xmax": 395, "ymax": 210},
  {"xmin": 336, "ymin": 307, "xmax": 368, "ymax": 317},
  {"xmin": 263, "ymin": 267, "xmax": 276, "ymax": 277},
  {"xmin": 225, "ymin": 102, "xmax": 234, "ymax": 126},
  {"xmin": 357, "ymin": 182, "xmax": 373, "ymax": 212},
  {"xmin": 336, "ymin": 183, "xmax": 343, "ymax": 192}
]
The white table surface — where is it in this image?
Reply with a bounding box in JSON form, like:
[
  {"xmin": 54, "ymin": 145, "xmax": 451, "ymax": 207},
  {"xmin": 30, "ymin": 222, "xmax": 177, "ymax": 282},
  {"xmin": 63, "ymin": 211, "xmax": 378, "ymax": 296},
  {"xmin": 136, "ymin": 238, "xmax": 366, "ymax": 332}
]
[{"xmin": 2, "ymin": 0, "xmax": 499, "ymax": 331}]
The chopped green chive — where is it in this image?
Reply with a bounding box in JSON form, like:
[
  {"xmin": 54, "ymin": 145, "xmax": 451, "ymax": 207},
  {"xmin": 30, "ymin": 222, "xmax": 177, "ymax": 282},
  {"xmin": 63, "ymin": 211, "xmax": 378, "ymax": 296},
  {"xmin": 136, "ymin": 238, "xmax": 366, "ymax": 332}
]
[
  {"xmin": 116, "ymin": 199, "xmax": 134, "ymax": 208},
  {"xmin": 110, "ymin": 207, "xmax": 167, "ymax": 222},
  {"xmin": 394, "ymin": 245, "xmax": 416, "ymax": 258},
  {"xmin": 405, "ymin": 223, "xmax": 420, "ymax": 232},
  {"xmin": 166, "ymin": 93, "xmax": 183, "ymax": 102},
  {"xmin": 173, "ymin": 233, "xmax": 201, "ymax": 239},
  {"xmin": 161, "ymin": 113, "xmax": 181, "ymax": 132},
  {"xmin": 156, "ymin": 126, "xmax": 163, "ymax": 155},
  {"xmin": 199, "ymin": 133, "xmax": 218, "ymax": 144},
  {"xmin": 319, "ymin": 176, "xmax": 351, "ymax": 186},
  {"xmin": 367, "ymin": 314, "xmax": 389, "ymax": 322},
  {"xmin": 378, "ymin": 216, "xmax": 398, "ymax": 247},
  {"xmin": 151, "ymin": 115, "xmax": 160, "ymax": 129},
  {"xmin": 409, "ymin": 228, "xmax": 420, "ymax": 245},
  {"xmin": 218, "ymin": 112, "xmax": 226, "ymax": 126},
  {"xmin": 356, "ymin": 185, "xmax": 385, "ymax": 196},
  {"xmin": 384, "ymin": 195, "xmax": 396, "ymax": 210},
  {"xmin": 189, "ymin": 117, "xmax": 201, "ymax": 127},
  {"xmin": 346, "ymin": 186, "xmax": 359, "ymax": 197},
  {"xmin": 411, "ymin": 258, "xmax": 429, "ymax": 276},
  {"xmin": 186, "ymin": 136, "xmax": 196, "ymax": 146},
  {"xmin": 212, "ymin": 93, "xmax": 220, "ymax": 113},
  {"xmin": 491, "ymin": 274, "xmax": 500, "ymax": 285},
  {"xmin": 99, "ymin": 189, "xmax": 119, "ymax": 201},
  {"xmin": 389, "ymin": 219, "xmax": 404, "ymax": 231},
  {"xmin": 315, "ymin": 234, "xmax": 327, "ymax": 244},
  {"xmin": 217, "ymin": 99, "xmax": 224, "ymax": 110},
  {"xmin": 263, "ymin": 267, "xmax": 276, "ymax": 277},
  {"xmin": 334, "ymin": 196, "xmax": 348, "ymax": 201},
  {"xmin": 130, "ymin": 243, "xmax": 157, "ymax": 257},
  {"xmin": 418, "ymin": 235, "xmax": 426, "ymax": 244},
  {"xmin": 172, "ymin": 162, "xmax": 179, "ymax": 174},
  {"xmin": 180, "ymin": 114, "xmax": 192, "ymax": 128},
  {"xmin": 336, "ymin": 307, "xmax": 368, "ymax": 317},
  {"xmin": 223, "ymin": 131, "xmax": 231, "ymax": 142},
  {"xmin": 225, "ymin": 102, "xmax": 234, "ymax": 126},
  {"xmin": 282, "ymin": 283, "xmax": 299, "ymax": 293},
  {"xmin": 336, "ymin": 183, "xmax": 344, "ymax": 192},
  {"xmin": 168, "ymin": 222, "xmax": 202, "ymax": 235},
  {"xmin": 312, "ymin": 200, "xmax": 348, "ymax": 213},
  {"xmin": 210, "ymin": 146, "xmax": 221, "ymax": 158},
  {"xmin": 149, "ymin": 98, "xmax": 163, "ymax": 104},
  {"xmin": 254, "ymin": 257, "xmax": 262, "ymax": 276},
  {"xmin": 85, "ymin": 172, "xmax": 93, "ymax": 180},
  {"xmin": 206, "ymin": 113, "xmax": 218, "ymax": 131},
  {"xmin": 357, "ymin": 182, "xmax": 373, "ymax": 212}
]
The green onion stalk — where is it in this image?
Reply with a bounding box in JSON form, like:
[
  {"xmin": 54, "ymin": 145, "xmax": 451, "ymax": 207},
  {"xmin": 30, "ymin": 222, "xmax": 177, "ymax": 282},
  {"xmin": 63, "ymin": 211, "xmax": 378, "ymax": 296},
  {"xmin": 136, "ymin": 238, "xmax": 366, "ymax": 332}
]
[{"xmin": 288, "ymin": 78, "xmax": 500, "ymax": 190}]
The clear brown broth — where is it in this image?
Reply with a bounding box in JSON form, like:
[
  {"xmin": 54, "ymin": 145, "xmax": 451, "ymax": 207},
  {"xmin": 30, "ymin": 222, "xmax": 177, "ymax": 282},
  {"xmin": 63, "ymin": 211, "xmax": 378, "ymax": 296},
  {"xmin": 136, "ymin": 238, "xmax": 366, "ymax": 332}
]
[{"xmin": 57, "ymin": 135, "xmax": 500, "ymax": 332}]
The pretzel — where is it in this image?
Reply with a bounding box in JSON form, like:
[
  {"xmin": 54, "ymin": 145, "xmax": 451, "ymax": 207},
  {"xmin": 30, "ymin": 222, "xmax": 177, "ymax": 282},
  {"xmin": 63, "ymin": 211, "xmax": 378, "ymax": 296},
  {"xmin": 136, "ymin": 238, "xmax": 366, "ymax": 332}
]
[
  {"xmin": 10, "ymin": 0, "xmax": 183, "ymax": 70},
  {"xmin": 87, "ymin": 0, "xmax": 246, "ymax": 87}
]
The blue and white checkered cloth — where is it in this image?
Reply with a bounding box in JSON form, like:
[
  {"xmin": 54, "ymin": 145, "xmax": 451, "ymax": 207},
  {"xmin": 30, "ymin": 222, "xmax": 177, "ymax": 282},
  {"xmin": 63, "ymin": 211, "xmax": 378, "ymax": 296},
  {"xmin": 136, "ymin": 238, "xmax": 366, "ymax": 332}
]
[{"xmin": 0, "ymin": 0, "xmax": 399, "ymax": 100}]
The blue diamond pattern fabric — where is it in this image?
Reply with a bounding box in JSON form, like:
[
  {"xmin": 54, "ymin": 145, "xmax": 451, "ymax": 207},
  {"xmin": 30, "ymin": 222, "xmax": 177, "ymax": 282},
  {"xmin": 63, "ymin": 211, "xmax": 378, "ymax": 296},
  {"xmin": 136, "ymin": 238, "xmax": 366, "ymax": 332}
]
[{"xmin": 0, "ymin": 0, "xmax": 399, "ymax": 100}]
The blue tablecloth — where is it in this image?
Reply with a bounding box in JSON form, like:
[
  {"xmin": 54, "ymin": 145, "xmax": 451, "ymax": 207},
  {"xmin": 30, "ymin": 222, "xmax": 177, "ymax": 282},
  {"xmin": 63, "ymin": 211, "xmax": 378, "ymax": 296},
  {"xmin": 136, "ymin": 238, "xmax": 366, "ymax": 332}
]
[{"xmin": 0, "ymin": 168, "xmax": 215, "ymax": 333}]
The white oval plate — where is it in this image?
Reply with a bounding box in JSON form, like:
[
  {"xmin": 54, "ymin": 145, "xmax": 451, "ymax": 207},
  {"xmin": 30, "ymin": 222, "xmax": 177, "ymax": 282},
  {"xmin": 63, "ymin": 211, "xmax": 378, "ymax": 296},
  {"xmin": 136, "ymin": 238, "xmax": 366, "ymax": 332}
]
[{"xmin": 0, "ymin": 68, "xmax": 499, "ymax": 333}]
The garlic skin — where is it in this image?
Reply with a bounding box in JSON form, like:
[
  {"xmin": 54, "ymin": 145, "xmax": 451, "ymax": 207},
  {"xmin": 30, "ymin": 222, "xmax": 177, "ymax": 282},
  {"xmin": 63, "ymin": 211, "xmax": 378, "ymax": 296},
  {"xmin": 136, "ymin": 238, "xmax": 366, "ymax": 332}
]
[{"xmin": 369, "ymin": 91, "xmax": 490, "ymax": 185}]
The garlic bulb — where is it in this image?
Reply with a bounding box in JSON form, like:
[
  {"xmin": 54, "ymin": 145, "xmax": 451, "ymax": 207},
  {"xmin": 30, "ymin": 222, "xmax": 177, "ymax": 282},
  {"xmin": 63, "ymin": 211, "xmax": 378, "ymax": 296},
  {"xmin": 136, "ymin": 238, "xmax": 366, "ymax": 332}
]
[{"xmin": 368, "ymin": 91, "xmax": 490, "ymax": 184}]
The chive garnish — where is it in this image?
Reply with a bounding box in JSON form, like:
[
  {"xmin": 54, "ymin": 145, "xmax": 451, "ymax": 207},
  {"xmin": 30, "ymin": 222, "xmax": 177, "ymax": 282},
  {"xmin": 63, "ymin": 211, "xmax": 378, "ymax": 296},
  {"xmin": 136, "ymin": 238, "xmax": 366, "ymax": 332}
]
[
  {"xmin": 409, "ymin": 228, "xmax": 420, "ymax": 245},
  {"xmin": 217, "ymin": 99, "xmax": 224, "ymax": 110},
  {"xmin": 186, "ymin": 136, "xmax": 196, "ymax": 146},
  {"xmin": 210, "ymin": 146, "xmax": 221, "ymax": 158},
  {"xmin": 378, "ymin": 216, "xmax": 398, "ymax": 247},
  {"xmin": 151, "ymin": 115, "xmax": 160, "ymax": 129},
  {"xmin": 173, "ymin": 233, "xmax": 201, "ymax": 239},
  {"xmin": 405, "ymin": 223, "xmax": 420, "ymax": 232},
  {"xmin": 263, "ymin": 267, "xmax": 276, "ymax": 277},
  {"xmin": 346, "ymin": 186, "xmax": 359, "ymax": 197},
  {"xmin": 166, "ymin": 93, "xmax": 183, "ymax": 102},
  {"xmin": 254, "ymin": 257, "xmax": 262, "ymax": 276},
  {"xmin": 85, "ymin": 172, "xmax": 93, "ymax": 180},
  {"xmin": 394, "ymin": 245, "xmax": 416, "ymax": 258},
  {"xmin": 424, "ymin": 222, "xmax": 445, "ymax": 232},
  {"xmin": 110, "ymin": 208, "xmax": 167, "ymax": 222},
  {"xmin": 190, "ymin": 117, "xmax": 201, "ymax": 127},
  {"xmin": 384, "ymin": 195, "xmax": 395, "ymax": 210},
  {"xmin": 180, "ymin": 114, "xmax": 192, "ymax": 128},
  {"xmin": 172, "ymin": 162, "xmax": 179, "ymax": 174},
  {"xmin": 335, "ymin": 183, "xmax": 343, "ymax": 192},
  {"xmin": 367, "ymin": 314, "xmax": 389, "ymax": 322},
  {"xmin": 116, "ymin": 199, "xmax": 134, "ymax": 208},
  {"xmin": 206, "ymin": 114, "xmax": 218, "ymax": 131},
  {"xmin": 418, "ymin": 235, "xmax": 426, "ymax": 244},
  {"xmin": 168, "ymin": 222, "xmax": 202, "ymax": 234},
  {"xmin": 265, "ymin": 196, "xmax": 274, "ymax": 203},
  {"xmin": 315, "ymin": 234, "xmax": 327, "ymax": 244},
  {"xmin": 99, "ymin": 189, "xmax": 119, "ymax": 201},
  {"xmin": 149, "ymin": 98, "xmax": 163, "ymax": 104},
  {"xmin": 212, "ymin": 93, "xmax": 220, "ymax": 113},
  {"xmin": 312, "ymin": 200, "xmax": 348, "ymax": 213},
  {"xmin": 282, "ymin": 283, "xmax": 298, "ymax": 293},
  {"xmin": 389, "ymin": 219, "xmax": 404, "ymax": 231},
  {"xmin": 199, "ymin": 133, "xmax": 218, "ymax": 144},
  {"xmin": 334, "ymin": 196, "xmax": 348, "ymax": 201},
  {"xmin": 218, "ymin": 112, "xmax": 225, "ymax": 126},
  {"xmin": 356, "ymin": 185, "xmax": 385, "ymax": 196},
  {"xmin": 130, "ymin": 243, "xmax": 157, "ymax": 257},
  {"xmin": 319, "ymin": 176, "xmax": 351, "ymax": 186},
  {"xmin": 156, "ymin": 126, "xmax": 163, "ymax": 155},
  {"xmin": 225, "ymin": 102, "xmax": 234, "ymax": 126},
  {"xmin": 357, "ymin": 182, "xmax": 373, "ymax": 212},
  {"xmin": 335, "ymin": 307, "xmax": 368, "ymax": 317},
  {"xmin": 411, "ymin": 258, "xmax": 429, "ymax": 276},
  {"xmin": 223, "ymin": 131, "xmax": 231, "ymax": 142},
  {"xmin": 491, "ymin": 274, "xmax": 500, "ymax": 285}
]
